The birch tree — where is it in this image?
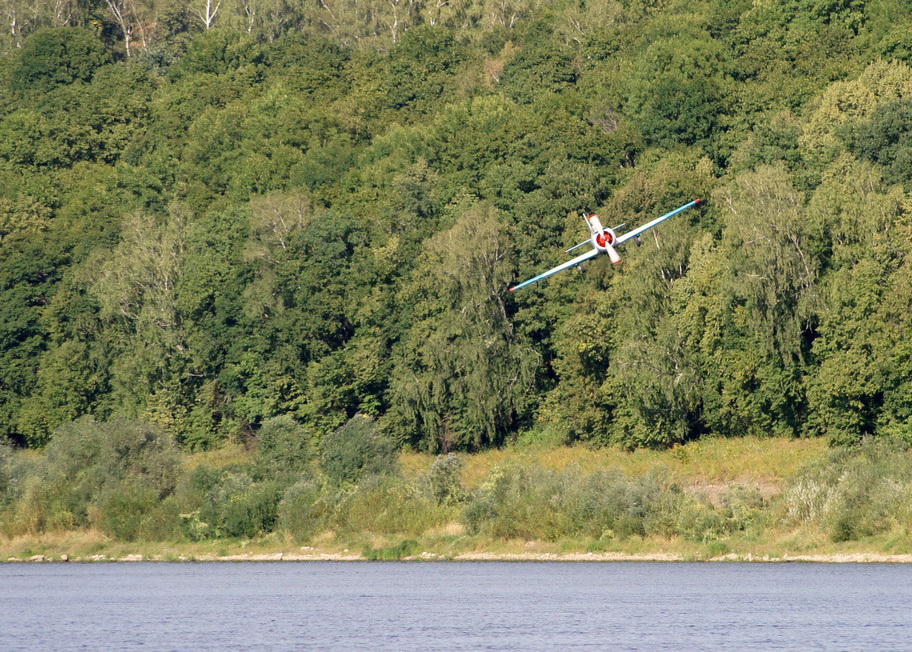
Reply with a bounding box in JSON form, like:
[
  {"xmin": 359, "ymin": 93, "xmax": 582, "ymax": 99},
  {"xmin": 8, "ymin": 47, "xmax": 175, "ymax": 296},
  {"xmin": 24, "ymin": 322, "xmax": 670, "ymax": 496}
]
[
  {"xmin": 103, "ymin": 0, "xmax": 136, "ymax": 56},
  {"xmin": 194, "ymin": 0, "xmax": 221, "ymax": 29}
]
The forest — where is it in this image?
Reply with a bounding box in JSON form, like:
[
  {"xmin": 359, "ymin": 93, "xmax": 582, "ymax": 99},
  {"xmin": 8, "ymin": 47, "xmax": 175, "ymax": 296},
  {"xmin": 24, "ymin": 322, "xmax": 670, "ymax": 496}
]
[{"xmin": 2, "ymin": 0, "xmax": 912, "ymax": 549}]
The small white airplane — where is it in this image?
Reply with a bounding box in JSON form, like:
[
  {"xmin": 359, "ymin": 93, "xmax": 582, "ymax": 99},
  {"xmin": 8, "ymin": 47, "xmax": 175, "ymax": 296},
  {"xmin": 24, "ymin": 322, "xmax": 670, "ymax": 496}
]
[{"xmin": 509, "ymin": 198, "xmax": 703, "ymax": 291}]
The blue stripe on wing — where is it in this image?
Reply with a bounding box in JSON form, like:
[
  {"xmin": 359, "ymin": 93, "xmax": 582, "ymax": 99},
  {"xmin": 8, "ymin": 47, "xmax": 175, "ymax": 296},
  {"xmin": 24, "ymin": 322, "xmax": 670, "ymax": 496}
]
[
  {"xmin": 509, "ymin": 248, "xmax": 600, "ymax": 291},
  {"xmin": 615, "ymin": 198, "xmax": 702, "ymax": 246}
]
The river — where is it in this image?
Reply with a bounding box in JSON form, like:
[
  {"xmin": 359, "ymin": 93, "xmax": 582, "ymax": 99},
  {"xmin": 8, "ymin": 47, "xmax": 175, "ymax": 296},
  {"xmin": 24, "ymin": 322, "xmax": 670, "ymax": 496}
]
[{"xmin": 1, "ymin": 561, "xmax": 909, "ymax": 650}]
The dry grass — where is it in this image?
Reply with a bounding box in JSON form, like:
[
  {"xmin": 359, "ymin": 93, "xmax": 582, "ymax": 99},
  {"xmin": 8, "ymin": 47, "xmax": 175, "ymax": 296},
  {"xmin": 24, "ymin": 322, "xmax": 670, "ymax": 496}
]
[
  {"xmin": 402, "ymin": 436, "xmax": 827, "ymax": 491},
  {"xmin": 183, "ymin": 443, "xmax": 254, "ymax": 471},
  {"xmin": 184, "ymin": 436, "xmax": 826, "ymax": 489},
  {"xmin": 0, "ymin": 529, "xmax": 110, "ymax": 559},
  {"xmin": 421, "ymin": 521, "xmax": 465, "ymax": 538}
]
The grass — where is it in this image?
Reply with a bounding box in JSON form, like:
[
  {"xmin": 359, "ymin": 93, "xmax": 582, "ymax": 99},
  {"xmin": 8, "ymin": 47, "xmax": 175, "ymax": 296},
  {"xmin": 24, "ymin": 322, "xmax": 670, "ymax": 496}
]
[
  {"xmin": 183, "ymin": 443, "xmax": 254, "ymax": 471},
  {"xmin": 401, "ymin": 436, "xmax": 827, "ymax": 490}
]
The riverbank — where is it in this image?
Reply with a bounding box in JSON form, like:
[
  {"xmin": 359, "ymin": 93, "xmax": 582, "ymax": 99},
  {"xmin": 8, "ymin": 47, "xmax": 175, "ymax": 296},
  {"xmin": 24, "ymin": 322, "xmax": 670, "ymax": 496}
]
[
  {"xmin": 5, "ymin": 524, "xmax": 912, "ymax": 563},
  {"xmin": 8, "ymin": 549, "xmax": 912, "ymax": 563},
  {"xmin": 5, "ymin": 436, "xmax": 912, "ymax": 562}
]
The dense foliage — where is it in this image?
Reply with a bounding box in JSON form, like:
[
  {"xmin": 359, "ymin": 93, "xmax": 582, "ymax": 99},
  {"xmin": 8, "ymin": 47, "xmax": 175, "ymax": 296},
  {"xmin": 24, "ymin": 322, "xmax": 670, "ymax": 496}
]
[{"xmin": 1, "ymin": 0, "xmax": 912, "ymax": 459}]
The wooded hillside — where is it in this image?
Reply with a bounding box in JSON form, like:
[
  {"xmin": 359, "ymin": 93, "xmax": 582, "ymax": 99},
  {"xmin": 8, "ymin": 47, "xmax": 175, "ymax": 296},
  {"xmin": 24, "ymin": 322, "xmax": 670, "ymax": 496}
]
[{"xmin": 2, "ymin": 0, "xmax": 912, "ymax": 452}]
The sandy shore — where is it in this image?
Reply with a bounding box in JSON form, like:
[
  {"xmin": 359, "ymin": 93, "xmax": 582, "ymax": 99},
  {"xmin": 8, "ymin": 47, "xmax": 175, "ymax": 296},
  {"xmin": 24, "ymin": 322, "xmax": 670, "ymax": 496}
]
[{"xmin": 7, "ymin": 551, "xmax": 912, "ymax": 563}]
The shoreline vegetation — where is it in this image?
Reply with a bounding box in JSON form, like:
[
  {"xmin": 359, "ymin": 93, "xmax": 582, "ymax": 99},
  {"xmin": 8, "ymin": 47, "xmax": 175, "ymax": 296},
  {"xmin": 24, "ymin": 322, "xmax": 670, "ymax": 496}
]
[{"xmin": 5, "ymin": 435, "xmax": 912, "ymax": 564}]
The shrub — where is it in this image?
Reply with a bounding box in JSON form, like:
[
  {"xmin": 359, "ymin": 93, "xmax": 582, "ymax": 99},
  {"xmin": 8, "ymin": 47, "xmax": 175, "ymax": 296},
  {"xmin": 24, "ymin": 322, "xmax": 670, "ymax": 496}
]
[
  {"xmin": 463, "ymin": 464, "xmax": 713, "ymax": 542},
  {"xmin": 462, "ymin": 466, "xmax": 573, "ymax": 540},
  {"xmin": 170, "ymin": 464, "xmax": 241, "ymax": 540},
  {"xmin": 562, "ymin": 467, "xmax": 682, "ymax": 539},
  {"xmin": 200, "ymin": 471, "xmax": 283, "ymax": 538},
  {"xmin": 0, "ymin": 442, "xmax": 40, "ymax": 536},
  {"xmin": 332, "ymin": 475, "xmax": 451, "ymax": 537},
  {"xmin": 424, "ymin": 453, "xmax": 466, "ymax": 505},
  {"xmin": 0, "ymin": 441, "xmax": 14, "ymax": 506},
  {"xmin": 321, "ymin": 415, "xmax": 398, "ymax": 484},
  {"xmin": 675, "ymin": 499, "xmax": 727, "ymax": 543},
  {"xmin": 255, "ymin": 415, "xmax": 314, "ymax": 477},
  {"xmin": 14, "ymin": 418, "xmax": 180, "ymax": 536},
  {"xmin": 96, "ymin": 482, "xmax": 161, "ymax": 541},
  {"xmin": 720, "ymin": 484, "xmax": 768, "ymax": 532},
  {"xmin": 277, "ymin": 479, "xmax": 330, "ymax": 542},
  {"xmin": 362, "ymin": 539, "xmax": 420, "ymax": 560},
  {"xmin": 782, "ymin": 438, "xmax": 912, "ymax": 541}
]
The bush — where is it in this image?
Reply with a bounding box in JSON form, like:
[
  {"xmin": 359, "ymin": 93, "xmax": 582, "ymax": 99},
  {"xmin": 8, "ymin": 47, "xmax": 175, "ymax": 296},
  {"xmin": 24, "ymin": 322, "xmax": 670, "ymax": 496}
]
[
  {"xmin": 0, "ymin": 441, "xmax": 38, "ymax": 535},
  {"xmin": 424, "ymin": 453, "xmax": 466, "ymax": 505},
  {"xmin": 321, "ymin": 415, "xmax": 398, "ymax": 484},
  {"xmin": 463, "ymin": 464, "xmax": 719, "ymax": 542},
  {"xmin": 782, "ymin": 438, "xmax": 912, "ymax": 542},
  {"xmin": 332, "ymin": 475, "xmax": 451, "ymax": 537},
  {"xmin": 563, "ymin": 467, "xmax": 685, "ymax": 539},
  {"xmin": 362, "ymin": 539, "xmax": 420, "ymax": 560},
  {"xmin": 48, "ymin": 417, "xmax": 180, "ymax": 497},
  {"xmin": 675, "ymin": 499, "xmax": 727, "ymax": 543},
  {"xmin": 255, "ymin": 415, "xmax": 314, "ymax": 477},
  {"xmin": 96, "ymin": 482, "xmax": 161, "ymax": 541},
  {"xmin": 720, "ymin": 484, "xmax": 768, "ymax": 533},
  {"xmin": 200, "ymin": 471, "xmax": 283, "ymax": 538},
  {"xmin": 14, "ymin": 418, "xmax": 180, "ymax": 536},
  {"xmin": 462, "ymin": 466, "xmax": 571, "ymax": 540},
  {"xmin": 277, "ymin": 479, "xmax": 330, "ymax": 542},
  {"xmin": 169, "ymin": 464, "xmax": 236, "ymax": 540},
  {"xmin": 0, "ymin": 440, "xmax": 14, "ymax": 506}
]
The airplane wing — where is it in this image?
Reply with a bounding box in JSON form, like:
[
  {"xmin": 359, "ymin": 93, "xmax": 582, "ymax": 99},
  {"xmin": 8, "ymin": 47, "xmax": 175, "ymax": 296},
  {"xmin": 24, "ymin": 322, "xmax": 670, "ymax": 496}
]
[
  {"xmin": 615, "ymin": 198, "xmax": 702, "ymax": 246},
  {"xmin": 509, "ymin": 199, "xmax": 703, "ymax": 292},
  {"xmin": 509, "ymin": 247, "xmax": 600, "ymax": 292}
]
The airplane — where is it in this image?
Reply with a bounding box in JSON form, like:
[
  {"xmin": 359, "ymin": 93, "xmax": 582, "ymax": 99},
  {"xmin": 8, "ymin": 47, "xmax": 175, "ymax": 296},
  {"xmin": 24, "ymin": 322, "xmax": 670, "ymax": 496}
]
[{"xmin": 509, "ymin": 198, "xmax": 703, "ymax": 292}]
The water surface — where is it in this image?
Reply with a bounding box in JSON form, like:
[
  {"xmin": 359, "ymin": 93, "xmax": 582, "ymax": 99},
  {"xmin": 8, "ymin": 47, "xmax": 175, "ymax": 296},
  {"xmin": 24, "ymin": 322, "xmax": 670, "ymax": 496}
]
[{"xmin": 1, "ymin": 562, "xmax": 909, "ymax": 650}]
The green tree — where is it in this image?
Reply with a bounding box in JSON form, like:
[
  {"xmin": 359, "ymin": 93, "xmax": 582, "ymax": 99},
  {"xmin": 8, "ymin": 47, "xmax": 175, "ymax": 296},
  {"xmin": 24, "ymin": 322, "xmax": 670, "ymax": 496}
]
[
  {"xmin": 87, "ymin": 206, "xmax": 192, "ymax": 427},
  {"xmin": 539, "ymin": 150, "xmax": 715, "ymax": 447},
  {"xmin": 387, "ymin": 202, "xmax": 539, "ymax": 450},
  {"xmin": 804, "ymin": 157, "xmax": 909, "ymax": 443},
  {"xmin": 386, "ymin": 25, "xmax": 464, "ymax": 114},
  {"xmin": 10, "ymin": 27, "xmax": 110, "ymax": 92},
  {"xmin": 499, "ymin": 41, "xmax": 576, "ymax": 104},
  {"xmin": 0, "ymin": 235, "xmax": 69, "ymax": 444},
  {"xmin": 847, "ymin": 98, "xmax": 912, "ymax": 187},
  {"xmin": 623, "ymin": 32, "xmax": 729, "ymax": 150}
]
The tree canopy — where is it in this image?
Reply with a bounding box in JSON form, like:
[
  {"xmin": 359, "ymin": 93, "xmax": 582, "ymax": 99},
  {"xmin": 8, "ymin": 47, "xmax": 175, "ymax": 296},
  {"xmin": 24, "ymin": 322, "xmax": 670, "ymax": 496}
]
[{"xmin": 1, "ymin": 0, "xmax": 912, "ymax": 453}]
